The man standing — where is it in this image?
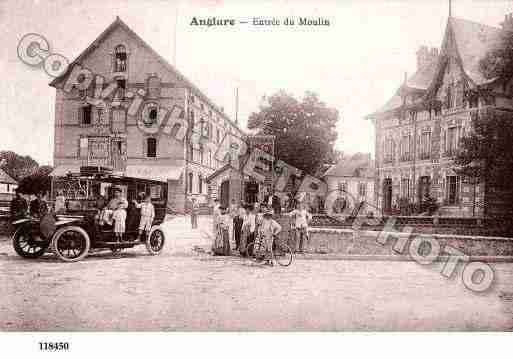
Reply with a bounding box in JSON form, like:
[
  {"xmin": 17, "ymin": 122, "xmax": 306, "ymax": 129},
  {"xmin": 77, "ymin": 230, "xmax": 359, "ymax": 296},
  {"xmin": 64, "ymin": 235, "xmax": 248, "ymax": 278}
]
[
  {"xmin": 285, "ymin": 202, "xmax": 312, "ymax": 253},
  {"xmin": 10, "ymin": 189, "xmax": 28, "ymax": 221},
  {"xmin": 231, "ymin": 199, "xmax": 244, "ymax": 251},
  {"xmin": 29, "ymin": 192, "xmax": 48, "ymax": 218},
  {"xmin": 190, "ymin": 198, "xmax": 199, "ymax": 229}
]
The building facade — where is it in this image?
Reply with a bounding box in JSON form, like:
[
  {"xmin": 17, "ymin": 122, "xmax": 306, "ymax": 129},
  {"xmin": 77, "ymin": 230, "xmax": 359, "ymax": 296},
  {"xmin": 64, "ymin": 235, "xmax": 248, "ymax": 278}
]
[
  {"xmin": 0, "ymin": 168, "xmax": 17, "ymax": 202},
  {"xmin": 367, "ymin": 15, "xmax": 513, "ymax": 217},
  {"xmin": 50, "ymin": 17, "xmax": 245, "ymax": 211},
  {"xmin": 321, "ymin": 157, "xmax": 376, "ymax": 215}
]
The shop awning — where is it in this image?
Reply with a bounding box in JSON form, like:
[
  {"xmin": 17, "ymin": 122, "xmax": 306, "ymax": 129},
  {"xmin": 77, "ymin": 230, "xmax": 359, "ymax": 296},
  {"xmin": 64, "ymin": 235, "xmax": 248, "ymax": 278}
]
[{"xmin": 125, "ymin": 165, "xmax": 183, "ymax": 182}]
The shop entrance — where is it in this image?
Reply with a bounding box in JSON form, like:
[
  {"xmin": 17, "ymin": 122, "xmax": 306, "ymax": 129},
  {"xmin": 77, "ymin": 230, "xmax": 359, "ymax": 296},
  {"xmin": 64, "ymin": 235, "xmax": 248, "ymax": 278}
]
[
  {"xmin": 244, "ymin": 180, "xmax": 259, "ymax": 204},
  {"xmin": 220, "ymin": 180, "xmax": 230, "ymax": 208},
  {"xmin": 383, "ymin": 178, "xmax": 393, "ymax": 214}
]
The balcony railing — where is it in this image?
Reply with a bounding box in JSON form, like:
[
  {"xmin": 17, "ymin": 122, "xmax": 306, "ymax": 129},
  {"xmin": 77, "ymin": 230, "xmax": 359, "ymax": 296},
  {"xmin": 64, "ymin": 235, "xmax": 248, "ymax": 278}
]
[{"xmin": 400, "ymin": 154, "xmax": 412, "ymax": 162}]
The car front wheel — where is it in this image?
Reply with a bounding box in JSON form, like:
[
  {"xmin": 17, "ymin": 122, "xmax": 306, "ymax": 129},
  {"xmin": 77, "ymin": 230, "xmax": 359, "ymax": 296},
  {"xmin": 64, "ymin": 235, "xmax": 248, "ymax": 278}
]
[
  {"xmin": 12, "ymin": 225, "xmax": 50, "ymax": 259},
  {"xmin": 146, "ymin": 228, "xmax": 165, "ymax": 255},
  {"xmin": 52, "ymin": 226, "xmax": 90, "ymax": 262}
]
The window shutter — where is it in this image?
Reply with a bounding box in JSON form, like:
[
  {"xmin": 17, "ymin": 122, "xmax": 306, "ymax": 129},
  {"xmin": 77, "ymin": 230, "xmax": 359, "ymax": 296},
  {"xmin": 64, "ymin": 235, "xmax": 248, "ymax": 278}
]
[
  {"xmin": 456, "ymin": 176, "xmax": 461, "ymax": 204},
  {"xmin": 442, "ymin": 129, "xmax": 446, "ymax": 153},
  {"xmin": 112, "ymin": 109, "xmax": 126, "ymax": 133},
  {"xmin": 78, "ymin": 106, "xmax": 84, "ymax": 125},
  {"xmin": 79, "ymin": 137, "xmax": 88, "ymax": 158}
]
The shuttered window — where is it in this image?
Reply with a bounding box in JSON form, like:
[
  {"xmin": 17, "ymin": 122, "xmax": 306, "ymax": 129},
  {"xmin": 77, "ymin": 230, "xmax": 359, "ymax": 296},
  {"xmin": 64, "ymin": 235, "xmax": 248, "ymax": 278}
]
[{"xmin": 147, "ymin": 138, "xmax": 157, "ymax": 158}]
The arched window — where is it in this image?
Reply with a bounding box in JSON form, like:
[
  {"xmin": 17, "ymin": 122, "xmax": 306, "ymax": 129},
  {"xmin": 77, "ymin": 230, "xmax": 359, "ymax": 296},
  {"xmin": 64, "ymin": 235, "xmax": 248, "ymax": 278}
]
[
  {"xmin": 146, "ymin": 138, "xmax": 157, "ymax": 158},
  {"xmin": 114, "ymin": 45, "xmax": 127, "ymax": 72}
]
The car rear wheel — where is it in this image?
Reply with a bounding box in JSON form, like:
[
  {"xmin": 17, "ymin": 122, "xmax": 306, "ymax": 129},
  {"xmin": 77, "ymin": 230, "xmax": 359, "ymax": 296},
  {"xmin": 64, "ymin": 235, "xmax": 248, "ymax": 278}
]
[
  {"xmin": 12, "ymin": 225, "xmax": 50, "ymax": 259},
  {"xmin": 52, "ymin": 226, "xmax": 90, "ymax": 262},
  {"xmin": 146, "ymin": 228, "xmax": 165, "ymax": 255}
]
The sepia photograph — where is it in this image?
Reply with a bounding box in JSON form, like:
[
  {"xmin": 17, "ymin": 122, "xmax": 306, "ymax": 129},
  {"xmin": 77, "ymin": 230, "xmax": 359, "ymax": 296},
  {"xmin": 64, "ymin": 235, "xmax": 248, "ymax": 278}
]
[{"xmin": 1, "ymin": 0, "xmax": 513, "ymax": 349}]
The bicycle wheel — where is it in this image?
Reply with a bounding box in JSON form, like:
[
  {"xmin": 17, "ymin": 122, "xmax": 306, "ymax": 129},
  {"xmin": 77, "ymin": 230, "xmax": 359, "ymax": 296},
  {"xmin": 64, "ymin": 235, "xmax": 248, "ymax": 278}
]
[{"xmin": 273, "ymin": 241, "xmax": 293, "ymax": 267}]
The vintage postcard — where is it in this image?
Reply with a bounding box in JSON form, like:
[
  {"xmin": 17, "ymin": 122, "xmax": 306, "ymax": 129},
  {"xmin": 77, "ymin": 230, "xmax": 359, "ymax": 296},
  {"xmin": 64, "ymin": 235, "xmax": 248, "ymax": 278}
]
[{"xmin": 1, "ymin": 0, "xmax": 513, "ymax": 354}]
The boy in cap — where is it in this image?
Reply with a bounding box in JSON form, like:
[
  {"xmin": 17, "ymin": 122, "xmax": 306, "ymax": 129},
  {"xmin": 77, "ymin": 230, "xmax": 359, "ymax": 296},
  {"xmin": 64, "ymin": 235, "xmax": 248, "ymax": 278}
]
[
  {"xmin": 133, "ymin": 193, "xmax": 155, "ymax": 241},
  {"xmin": 258, "ymin": 209, "xmax": 282, "ymax": 266}
]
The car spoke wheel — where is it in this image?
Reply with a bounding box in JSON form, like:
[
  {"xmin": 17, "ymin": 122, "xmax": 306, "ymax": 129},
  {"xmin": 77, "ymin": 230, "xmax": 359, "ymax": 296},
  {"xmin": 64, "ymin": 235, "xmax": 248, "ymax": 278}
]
[
  {"xmin": 273, "ymin": 242, "xmax": 293, "ymax": 267},
  {"xmin": 146, "ymin": 228, "xmax": 165, "ymax": 255},
  {"xmin": 12, "ymin": 226, "xmax": 50, "ymax": 259},
  {"xmin": 52, "ymin": 226, "xmax": 90, "ymax": 262}
]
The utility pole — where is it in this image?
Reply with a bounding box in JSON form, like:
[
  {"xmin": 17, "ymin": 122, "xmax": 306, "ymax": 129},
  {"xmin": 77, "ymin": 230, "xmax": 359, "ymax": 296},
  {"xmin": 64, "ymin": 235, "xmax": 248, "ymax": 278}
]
[
  {"xmin": 235, "ymin": 87, "xmax": 239, "ymax": 126},
  {"xmin": 173, "ymin": 4, "xmax": 179, "ymax": 66}
]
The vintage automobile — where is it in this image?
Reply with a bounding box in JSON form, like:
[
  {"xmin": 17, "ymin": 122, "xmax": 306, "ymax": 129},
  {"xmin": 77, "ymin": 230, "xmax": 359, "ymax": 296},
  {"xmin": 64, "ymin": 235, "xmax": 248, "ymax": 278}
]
[{"xmin": 11, "ymin": 168, "xmax": 168, "ymax": 262}]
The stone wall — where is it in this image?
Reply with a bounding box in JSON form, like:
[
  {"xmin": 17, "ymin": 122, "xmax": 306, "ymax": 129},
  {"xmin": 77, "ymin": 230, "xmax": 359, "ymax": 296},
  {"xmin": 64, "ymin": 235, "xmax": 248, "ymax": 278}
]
[{"xmin": 300, "ymin": 227, "xmax": 513, "ymax": 257}]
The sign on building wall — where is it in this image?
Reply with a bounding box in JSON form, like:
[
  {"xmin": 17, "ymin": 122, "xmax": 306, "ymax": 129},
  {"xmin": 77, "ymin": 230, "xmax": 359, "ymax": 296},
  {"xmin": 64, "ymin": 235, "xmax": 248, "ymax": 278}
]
[
  {"xmin": 248, "ymin": 135, "xmax": 275, "ymax": 156},
  {"xmin": 88, "ymin": 137, "xmax": 110, "ymax": 159}
]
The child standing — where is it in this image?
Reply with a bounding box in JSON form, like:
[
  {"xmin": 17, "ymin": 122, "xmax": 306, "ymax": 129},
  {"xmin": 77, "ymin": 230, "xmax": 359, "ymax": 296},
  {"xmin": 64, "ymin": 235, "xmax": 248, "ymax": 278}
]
[
  {"xmin": 134, "ymin": 194, "xmax": 155, "ymax": 241},
  {"xmin": 258, "ymin": 210, "xmax": 282, "ymax": 266},
  {"xmin": 112, "ymin": 203, "xmax": 127, "ymax": 241}
]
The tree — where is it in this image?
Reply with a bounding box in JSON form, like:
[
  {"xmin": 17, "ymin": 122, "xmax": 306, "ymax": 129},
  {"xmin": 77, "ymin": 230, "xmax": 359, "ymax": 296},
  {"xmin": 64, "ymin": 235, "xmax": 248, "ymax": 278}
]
[
  {"xmin": 247, "ymin": 90, "xmax": 339, "ymax": 175},
  {"xmin": 479, "ymin": 23, "xmax": 513, "ymax": 81},
  {"xmin": 17, "ymin": 165, "xmax": 54, "ymax": 195},
  {"xmin": 455, "ymin": 109, "xmax": 513, "ymax": 216},
  {"xmin": 0, "ymin": 151, "xmax": 39, "ymax": 181}
]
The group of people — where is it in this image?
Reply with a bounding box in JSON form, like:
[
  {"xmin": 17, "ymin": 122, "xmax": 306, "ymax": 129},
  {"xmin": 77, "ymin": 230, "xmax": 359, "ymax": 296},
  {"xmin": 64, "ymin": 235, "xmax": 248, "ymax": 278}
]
[
  {"xmin": 10, "ymin": 186, "xmax": 156, "ymax": 242},
  {"xmin": 209, "ymin": 196, "xmax": 312, "ymax": 265},
  {"xmin": 10, "ymin": 189, "xmax": 49, "ymax": 221},
  {"xmin": 97, "ymin": 187, "xmax": 155, "ymax": 242}
]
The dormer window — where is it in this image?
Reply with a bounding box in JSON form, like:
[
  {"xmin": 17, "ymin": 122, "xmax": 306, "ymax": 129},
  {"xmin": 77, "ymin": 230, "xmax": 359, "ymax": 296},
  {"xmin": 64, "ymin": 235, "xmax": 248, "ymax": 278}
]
[{"xmin": 114, "ymin": 45, "xmax": 127, "ymax": 72}]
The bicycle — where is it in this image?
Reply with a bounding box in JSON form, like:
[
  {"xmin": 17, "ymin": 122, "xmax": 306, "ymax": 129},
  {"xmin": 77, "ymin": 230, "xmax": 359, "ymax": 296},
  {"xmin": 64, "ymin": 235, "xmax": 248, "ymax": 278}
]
[{"xmin": 245, "ymin": 233, "xmax": 293, "ymax": 267}]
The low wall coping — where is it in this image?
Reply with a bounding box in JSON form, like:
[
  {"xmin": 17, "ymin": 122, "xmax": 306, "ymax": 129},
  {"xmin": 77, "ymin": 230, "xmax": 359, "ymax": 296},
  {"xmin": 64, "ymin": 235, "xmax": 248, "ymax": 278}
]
[{"xmin": 308, "ymin": 227, "xmax": 513, "ymax": 242}]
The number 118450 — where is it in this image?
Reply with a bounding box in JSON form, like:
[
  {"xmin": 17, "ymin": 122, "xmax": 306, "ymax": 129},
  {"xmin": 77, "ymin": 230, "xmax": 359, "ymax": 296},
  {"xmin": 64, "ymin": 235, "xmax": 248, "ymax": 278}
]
[{"xmin": 39, "ymin": 342, "xmax": 69, "ymax": 351}]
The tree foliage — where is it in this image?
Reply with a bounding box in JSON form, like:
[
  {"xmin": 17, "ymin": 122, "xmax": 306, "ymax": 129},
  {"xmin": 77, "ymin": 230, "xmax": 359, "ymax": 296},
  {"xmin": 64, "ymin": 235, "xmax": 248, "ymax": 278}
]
[
  {"xmin": 247, "ymin": 90, "xmax": 339, "ymax": 175},
  {"xmin": 479, "ymin": 25, "xmax": 513, "ymax": 80},
  {"xmin": 0, "ymin": 150, "xmax": 39, "ymax": 181},
  {"xmin": 455, "ymin": 109, "xmax": 513, "ymax": 189},
  {"xmin": 17, "ymin": 166, "xmax": 54, "ymax": 195}
]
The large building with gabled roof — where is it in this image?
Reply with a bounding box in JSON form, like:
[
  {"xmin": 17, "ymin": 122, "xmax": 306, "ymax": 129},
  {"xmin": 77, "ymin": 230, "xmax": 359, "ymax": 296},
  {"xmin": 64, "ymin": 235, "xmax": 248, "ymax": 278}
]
[
  {"xmin": 366, "ymin": 14, "xmax": 513, "ymax": 217},
  {"xmin": 49, "ymin": 17, "xmax": 246, "ymax": 211}
]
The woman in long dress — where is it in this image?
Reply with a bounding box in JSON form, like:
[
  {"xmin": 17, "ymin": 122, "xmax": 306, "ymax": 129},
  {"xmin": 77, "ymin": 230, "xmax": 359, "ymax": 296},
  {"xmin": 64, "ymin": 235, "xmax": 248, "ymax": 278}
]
[{"xmin": 213, "ymin": 207, "xmax": 231, "ymax": 256}]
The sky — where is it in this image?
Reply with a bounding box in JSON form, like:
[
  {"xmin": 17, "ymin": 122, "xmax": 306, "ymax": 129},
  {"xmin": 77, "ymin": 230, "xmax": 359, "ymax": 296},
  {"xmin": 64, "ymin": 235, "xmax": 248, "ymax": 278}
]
[{"xmin": 1, "ymin": 0, "xmax": 512, "ymax": 165}]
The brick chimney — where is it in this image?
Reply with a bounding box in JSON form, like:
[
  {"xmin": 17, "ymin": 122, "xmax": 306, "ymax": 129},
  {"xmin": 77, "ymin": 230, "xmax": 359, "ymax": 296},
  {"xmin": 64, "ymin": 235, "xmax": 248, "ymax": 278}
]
[
  {"xmin": 416, "ymin": 46, "xmax": 439, "ymax": 70},
  {"xmin": 501, "ymin": 13, "xmax": 513, "ymax": 31}
]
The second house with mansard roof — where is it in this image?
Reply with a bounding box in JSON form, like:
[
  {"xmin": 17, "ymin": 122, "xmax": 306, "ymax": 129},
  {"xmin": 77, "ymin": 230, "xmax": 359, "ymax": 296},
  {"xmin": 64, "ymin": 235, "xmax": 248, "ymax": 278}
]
[
  {"xmin": 366, "ymin": 14, "xmax": 513, "ymax": 217},
  {"xmin": 49, "ymin": 17, "xmax": 246, "ymax": 211}
]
